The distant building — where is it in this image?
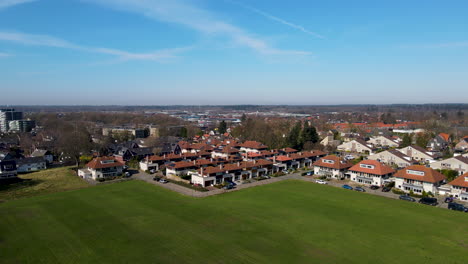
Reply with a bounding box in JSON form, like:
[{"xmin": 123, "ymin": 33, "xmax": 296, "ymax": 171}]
[
  {"xmin": 0, "ymin": 109, "xmax": 23, "ymax": 132},
  {"xmin": 0, "ymin": 152, "xmax": 17, "ymax": 179},
  {"xmin": 15, "ymin": 157, "xmax": 46, "ymax": 173},
  {"xmin": 8, "ymin": 119, "xmax": 36, "ymax": 133},
  {"xmin": 102, "ymin": 127, "xmax": 148, "ymax": 138}
]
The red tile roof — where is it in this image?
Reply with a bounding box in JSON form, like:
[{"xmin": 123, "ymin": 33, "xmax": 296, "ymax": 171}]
[
  {"xmin": 313, "ymin": 155, "xmax": 353, "ymax": 170},
  {"xmin": 394, "ymin": 165, "xmax": 446, "ymax": 183},
  {"xmin": 439, "ymin": 133, "xmax": 450, "ymax": 142},
  {"xmin": 167, "ymin": 161, "xmax": 197, "ymax": 169},
  {"xmin": 239, "ymin": 141, "xmax": 268, "ymax": 150},
  {"xmin": 448, "ymin": 173, "xmax": 468, "ymax": 188},
  {"xmin": 86, "ymin": 156, "xmax": 124, "ymax": 169},
  {"xmin": 281, "ymin": 147, "xmax": 298, "ymax": 153},
  {"xmin": 275, "ymin": 155, "xmax": 293, "ymax": 162},
  {"xmin": 349, "ymin": 160, "xmax": 395, "ymax": 176}
]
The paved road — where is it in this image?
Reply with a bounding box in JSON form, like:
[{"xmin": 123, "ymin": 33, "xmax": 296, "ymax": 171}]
[{"xmin": 132, "ymin": 171, "xmax": 465, "ymax": 210}]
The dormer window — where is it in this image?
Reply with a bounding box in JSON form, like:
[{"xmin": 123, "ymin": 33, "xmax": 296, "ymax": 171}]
[
  {"xmin": 407, "ymin": 169, "xmax": 425, "ymax": 176},
  {"xmin": 323, "ymin": 159, "xmax": 334, "ymax": 164},
  {"xmin": 100, "ymin": 160, "xmax": 115, "ymax": 164},
  {"xmin": 360, "ymin": 164, "xmax": 375, "ymax": 169},
  {"xmin": 465, "ymin": 177, "xmax": 468, "ymax": 182}
]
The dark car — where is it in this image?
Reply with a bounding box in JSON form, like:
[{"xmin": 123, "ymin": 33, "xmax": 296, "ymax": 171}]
[
  {"xmin": 153, "ymin": 177, "xmax": 161, "ymax": 181},
  {"xmin": 370, "ymin": 185, "xmax": 380, "ymax": 190},
  {"xmin": 419, "ymin": 197, "xmax": 438, "ymax": 206},
  {"xmin": 342, "ymin": 184, "xmax": 353, "ymax": 190},
  {"xmin": 381, "ymin": 186, "xmax": 391, "ymax": 192},
  {"xmin": 399, "ymin": 195, "xmax": 416, "ymax": 202},
  {"xmin": 354, "ymin": 187, "xmax": 366, "ymax": 192},
  {"xmin": 448, "ymin": 202, "xmax": 468, "ymax": 212},
  {"xmin": 444, "ymin": 197, "xmax": 454, "ymax": 203},
  {"xmin": 223, "ymin": 184, "xmax": 235, "ymax": 190}
]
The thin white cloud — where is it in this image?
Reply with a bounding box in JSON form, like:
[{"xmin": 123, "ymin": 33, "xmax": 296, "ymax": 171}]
[
  {"xmin": 400, "ymin": 41, "xmax": 468, "ymax": 49},
  {"xmin": 0, "ymin": 0, "xmax": 35, "ymax": 9},
  {"xmin": 84, "ymin": 0, "xmax": 311, "ymax": 56},
  {"xmin": 226, "ymin": 0, "xmax": 325, "ymax": 39},
  {"xmin": 0, "ymin": 31, "xmax": 189, "ymax": 61}
]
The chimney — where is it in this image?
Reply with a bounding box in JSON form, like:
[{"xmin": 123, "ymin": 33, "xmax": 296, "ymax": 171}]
[
  {"xmin": 201, "ymin": 167, "xmax": 204, "ymax": 176},
  {"xmin": 219, "ymin": 164, "xmax": 223, "ymax": 169},
  {"xmin": 237, "ymin": 162, "xmax": 240, "ymax": 166},
  {"xmin": 193, "ymin": 160, "xmax": 196, "ymax": 165},
  {"xmin": 210, "ymin": 158, "xmax": 213, "ymax": 162},
  {"xmin": 273, "ymin": 156, "xmax": 276, "ymax": 162},
  {"xmin": 254, "ymin": 159, "xmax": 256, "ymax": 164}
]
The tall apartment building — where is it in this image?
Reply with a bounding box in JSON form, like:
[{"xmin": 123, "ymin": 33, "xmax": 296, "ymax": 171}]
[
  {"xmin": 8, "ymin": 119, "xmax": 36, "ymax": 133},
  {"xmin": 0, "ymin": 109, "xmax": 23, "ymax": 132}
]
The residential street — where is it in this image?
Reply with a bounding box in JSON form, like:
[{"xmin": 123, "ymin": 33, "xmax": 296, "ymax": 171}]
[{"xmin": 132, "ymin": 171, "xmax": 463, "ymax": 210}]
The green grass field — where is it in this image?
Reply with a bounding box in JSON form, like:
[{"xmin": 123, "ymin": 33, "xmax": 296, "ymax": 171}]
[
  {"xmin": 0, "ymin": 167, "xmax": 89, "ymax": 202},
  {"xmin": 1, "ymin": 180, "xmax": 467, "ymax": 263}
]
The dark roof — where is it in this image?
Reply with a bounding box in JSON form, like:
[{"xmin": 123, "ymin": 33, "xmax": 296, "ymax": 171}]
[
  {"xmin": 31, "ymin": 149, "xmax": 51, "ymax": 157},
  {"xmin": 15, "ymin": 157, "xmax": 46, "ymax": 166}
]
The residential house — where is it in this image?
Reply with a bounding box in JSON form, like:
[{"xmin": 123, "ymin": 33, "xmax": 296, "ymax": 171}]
[
  {"xmin": 348, "ymin": 160, "xmax": 395, "ymax": 186},
  {"xmin": 394, "ymin": 165, "xmax": 446, "ymax": 194},
  {"xmin": 447, "ymin": 173, "xmax": 468, "ymax": 201},
  {"xmin": 426, "ymin": 133, "xmax": 451, "ymax": 152},
  {"xmin": 313, "ymin": 155, "xmax": 353, "ymax": 179},
  {"xmin": 165, "ymin": 161, "xmax": 198, "ymax": 177},
  {"xmin": 238, "ymin": 141, "xmax": 268, "ymax": 153},
  {"xmin": 337, "ymin": 139, "xmax": 374, "ymax": 154},
  {"xmin": 190, "ymin": 159, "xmax": 274, "ymax": 187},
  {"xmin": 367, "ymin": 135, "xmax": 399, "ymax": 148},
  {"xmin": 211, "ymin": 147, "xmax": 240, "ymax": 159},
  {"xmin": 30, "ymin": 149, "xmax": 53, "ymax": 164},
  {"xmin": 367, "ymin": 149, "xmax": 414, "ymax": 168},
  {"xmin": 430, "ymin": 156, "xmax": 468, "ymax": 176},
  {"xmin": 455, "ymin": 136, "xmax": 468, "ymax": 152},
  {"xmin": 398, "ymin": 145, "xmax": 435, "ymax": 164},
  {"xmin": 78, "ymin": 156, "xmax": 124, "ymax": 180},
  {"xmin": 320, "ymin": 133, "xmax": 341, "ymax": 148},
  {"xmin": 0, "ymin": 152, "xmax": 17, "ymax": 179},
  {"xmin": 15, "ymin": 157, "xmax": 46, "ymax": 173}
]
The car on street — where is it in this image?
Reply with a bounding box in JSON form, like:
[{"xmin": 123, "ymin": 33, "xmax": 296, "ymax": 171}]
[
  {"xmin": 444, "ymin": 197, "xmax": 454, "ymax": 203},
  {"xmin": 159, "ymin": 179, "xmax": 169, "ymax": 184},
  {"xmin": 344, "ymin": 155, "xmax": 355, "ymax": 160},
  {"xmin": 399, "ymin": 195, "xmax": 416, "ymax": 202},
  {"xmin": 124, "ymin": 171, "xmax": 131, "ymax": 177},
  {"xmin": 342, "ymin": 184, "xmax": 353, "ymax": 190},
  {"xmin": 149, "ymin": 169, "xmax": 156, "ymax": 174},
  {"xmin": 223, "ymin": 184, "xmax": 235, "ymax": 190},
  {"xmin": 153, "ymin": 177, "xmax": 161, "ymax": 181},
  {"xmin": 123, "ymin": 165, "xmax": 129, "ymax": 171},
  {"xmin": 419, "ymin": 197, "xmax": 438, "ymax": 206},
  {"xmin": 315, "ymin": 179, "xmax": 328, "ymax": 184},
  {"xmin": 282, "ymin": 170, "xmax": 289, "ymax": 174},
  {"xmin": 381, "ymin": 186, "xmax": 391, "ymax": 192},
  {"xmin": 448, "ymin": 202, "xmax": 468, "ymax": 212},
  {"xmin": 306, "ymin": 171, "xmax": 313, "ymax": 176},
  {"xmin": 354, "ymin": 187, "xmax": 366, "ymax": 192},
  {"xmin": 370, "ymin": 185, "xmax": 380, "ymax": 190}
]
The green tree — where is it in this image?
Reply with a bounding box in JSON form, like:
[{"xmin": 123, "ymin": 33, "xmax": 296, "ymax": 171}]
[
  {"xmin": 401, "ymin": 134, "xmax": 412, "ymax": 147},
  {"xmin": 180, "ymin": 127, "xmax": 188, "ymax": 138},
  {"xmin": 218, "ymin": 120, "xmax": 227, "ymax": 134},
  {"xmin": 301, "ymin": 122, "xmax": 319, "ymax": 147},
  {"xmin": 287, "ymin": 121, "xmax": 302, "ymax": 149}
]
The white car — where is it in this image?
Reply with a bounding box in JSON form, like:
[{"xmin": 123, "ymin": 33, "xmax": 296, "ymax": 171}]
[{"xmin": 315, "ymin": 179, "xmax": 328, "ymax": 185}]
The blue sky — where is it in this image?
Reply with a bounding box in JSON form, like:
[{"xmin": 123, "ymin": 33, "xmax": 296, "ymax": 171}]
[{"xmin": 1, "ymin": 0, "xmax": 467, "ymax": 105}]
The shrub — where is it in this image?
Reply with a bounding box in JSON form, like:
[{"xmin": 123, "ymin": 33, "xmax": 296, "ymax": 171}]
[
  {"xmin": 392, "ymin": 188, "xmax": 405, "ymax": 195},
  {"xmin": 97, "ymin": 178, "xmax": 105, "ymax": 182}
]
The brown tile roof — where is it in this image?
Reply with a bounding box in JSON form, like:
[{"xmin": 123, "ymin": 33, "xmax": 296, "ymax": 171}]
[
  {"xmin": 199, "ymin": 166, "xmax": 225, "ymax": 175},
  {"xmin": 281, "ymin": 147, "xmax": 298, "ymax": 153},
  {"xmin": 448, "ymin": 173, "xmax": 468, "ymax": 188},
  {"xmin": 313, "ymin": 155, "xmax": 353, "ymax": 170},
  {"xmin": 86, "ymin": 156, "xmax": 124, "ymax": 169},
  {"xmin": 394, "ymin": 165, "xmax": 446, "ymax": 183},
  {"xmin": 239, "ymin": 141, "xmax": 268, "ymax": 150},
  {"xmin": 167, "ymin": 161, "xmax": 197, "ymax": 170},
  {"xmin": 275, "ymin": 155, "xmax": 293, "ymax": 162},
  {"xmin": 349, "ymin": 160, "xmax": 395, "ymax": 176}
]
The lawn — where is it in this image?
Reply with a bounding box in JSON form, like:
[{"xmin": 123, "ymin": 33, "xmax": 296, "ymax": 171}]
[
  {"xmin": 1, "ymin": 180, "xmax": 467, "ymax": 263},
  {"xmin": 0, "ymin": 166, "xmax": 89, "ymax": 202}
]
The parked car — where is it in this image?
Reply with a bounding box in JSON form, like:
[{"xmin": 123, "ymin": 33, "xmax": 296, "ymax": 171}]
[
  {"xmin": 315, "ymin": 179, "xmax": 328, "ymax": 185},
  {"xmin": 342, "ymin": 184, "xmax": 353, "ymax": 190},
  {"xmin": 149, "ymin": 169, "xmax": 156, "ymax": 174},
  {"xmin": 419, "ymin": 197, "xmax": 438, "ymax": 206},
  {"xmin": 444, "ymin": 197, "xmax": 455, "ymax": 203},
  {"xmin": 381, "ymin": 186, "xmax": 391, "ymax": 192},
  {"xmin": 344, "ymin": 155, "xmax": 355, "ymax": 160},
  {"xmin": 123, "ymin": 165, "xmax": 129, "ymax": 171},
  {"xmin": 153, "ymin": 177, "xmax": 161, "ymax": 181},
  {"xmin": 370, "ymin": 185, "xmax": 380, "ymax": 190},
  {"xmin": 448, "ymin": 202, "xmax": 468, "ymax": 212},
  {"xmin": 282, "ymin": 170, "xmax": 289, "ymax": 174},
  {"xmin": 399, "ymin": 195, "xmax": 416, "ymax": 202},
  {"xmin": 223, "ymin": 184, "xmax": 235, "ymax": 190},
  {"xmin": 262, "ymin": 175, "xmax": 271, "ymax": 179},
  {"xmin": 124, "ymin": 171, "xmax": 131, "ymax": 177},
  {"xmin": 159, "ymin": 179, "xmax": 169, "ymax": 184},
  {"xmin": 354, "ymin": 187, "xmax": 366, "ymax": 192},
  {"xmin": 306, "ymin": 171, "xmax": 313, "ymax": 176}
]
